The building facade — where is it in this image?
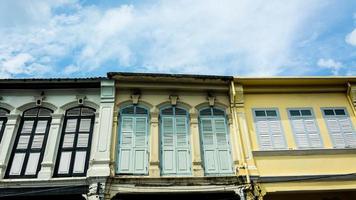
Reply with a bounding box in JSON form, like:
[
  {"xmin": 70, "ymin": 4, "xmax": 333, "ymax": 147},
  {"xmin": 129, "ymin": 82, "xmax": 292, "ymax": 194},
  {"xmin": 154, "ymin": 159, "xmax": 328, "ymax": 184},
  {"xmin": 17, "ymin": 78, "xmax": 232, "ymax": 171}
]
[
  {"xmin": 0, "ymin": 78, "xmax": 115, "ymax": 200},
  {"xmin": 1, "ymin": 74, "xmax": 356, "ymax": 200}
]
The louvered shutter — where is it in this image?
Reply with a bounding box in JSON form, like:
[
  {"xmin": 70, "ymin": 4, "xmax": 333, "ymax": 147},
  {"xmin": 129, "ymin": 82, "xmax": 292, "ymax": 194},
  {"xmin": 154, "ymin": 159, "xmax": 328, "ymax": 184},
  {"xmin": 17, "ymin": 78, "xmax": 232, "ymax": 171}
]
[
  {"xmin": 161, "ymin": 116, "xmax": 175, "ymax": 174},
  {"xmin": 325, "ymin": 118, "xmax": 346, "ymax": 148},
  {"xmin": 291, "ymin": 118, "xmax": 309, "ymax": 148},
  {"xmin": 304, "ymin": 119, "xmax": 322, "ymax": 148},
  {"xmin": 201, "ymin": 119, "xmax": 218, "ymax": 174},
  {"xmin": 214, "ymin": 118, "xmax": 232, "ymax": 174},
  {"xmin": 255, "ymin": 118, "xmax": 273, "ymax": 149},
  {"xmin": 339, "ymin": 118, "xmax": 356, "ymax": 147},
  {"xmin": 175, "ymin": 116, "xmax": 190, "ymax": 174},
  {"xmin": 133, "ymin": 117, "xmax": 148, "ymax": 174},
  {"xmin": 118, "ymin": 116, "xmax": 134, "ymax": 173},
  {"xmin": 269, "ymin": 119, "xmax": 286, "ymax": 149}
]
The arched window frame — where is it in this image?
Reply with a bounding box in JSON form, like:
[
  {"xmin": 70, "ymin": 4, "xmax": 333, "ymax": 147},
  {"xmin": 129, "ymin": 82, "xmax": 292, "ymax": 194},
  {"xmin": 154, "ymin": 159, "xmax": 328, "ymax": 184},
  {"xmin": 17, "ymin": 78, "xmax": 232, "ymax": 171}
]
[
  {"xmin": 54, "ymin": 106, "xmax": 95, "ymax": 177},
  {"xmin": 159, "ymin": 105, "xmax": 192, "ymax": 175},
  {"xmin": 198, "ymin": 106, "xmax": 233, "ymax": 175},
  {"xmin": 6, "ymin": 107, "xmax": 53, "ymax": 178},
  {"xmin": 0, "ymin": 108, "xmax": 9, "ymax": 143},
  {"xmin": 116, "ymin": 105, "xmax": 150, "ymax": 175}
]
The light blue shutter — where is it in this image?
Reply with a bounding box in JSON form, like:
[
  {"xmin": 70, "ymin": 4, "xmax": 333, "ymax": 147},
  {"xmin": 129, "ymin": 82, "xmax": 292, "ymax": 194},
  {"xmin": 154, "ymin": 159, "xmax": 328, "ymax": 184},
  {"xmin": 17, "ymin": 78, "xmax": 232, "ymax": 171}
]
[
  {"xmin": 269, "ymin": 119, "xmax": 286, "ymax": 149},
  {"xmin": 255, "ymin": 118, "xmax": 273, "ymax": 149},
  {"xmin": 118, "ymin": 116, "xmax": 134, "ymax": 173},
  {"xmin": 304, "ymin": 118, "xmax": 322, "ymax": 148},
  {"xmin": 161, "ymin": 116, "xmax": 175, "ymax": 174},
  {"xmin": 326, "ymin": 118, "xmax": 347, "ymax": 148},
  {"xmin": 214, "ymin": 118, "xmax": 233, "ymax": 174},
  {"xmin": 291, "ymin": 118, "xmax": 309, "ymax": 148},
  {"xmin": 175, "ymin": 116, "xmax": 191, "ymax": 174},
  {"xmin": 201, "ymin": 119, "xmax": 218, "ymax": 174},
  {"xmin": 133, "ymin": 117, "xmax": 148, "ymax": 174}
]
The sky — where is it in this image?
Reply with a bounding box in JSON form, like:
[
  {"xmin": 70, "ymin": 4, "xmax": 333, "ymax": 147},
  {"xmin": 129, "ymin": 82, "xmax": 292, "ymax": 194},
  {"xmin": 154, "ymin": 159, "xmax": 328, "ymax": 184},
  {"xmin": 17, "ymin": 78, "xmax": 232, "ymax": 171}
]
[{"xmin": 0, "ymin": 0, "xmax": 356, "ymax": 78}]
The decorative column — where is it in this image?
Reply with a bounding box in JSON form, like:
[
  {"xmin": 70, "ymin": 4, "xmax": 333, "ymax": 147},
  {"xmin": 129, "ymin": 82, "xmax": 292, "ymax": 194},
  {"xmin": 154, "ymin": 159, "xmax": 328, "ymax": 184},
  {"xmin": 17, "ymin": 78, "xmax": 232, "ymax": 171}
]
[
  {"xmin": 38, "ymin": 113, "xmax": 63, "ymax": 179},
  {"xmin": 190, "ymin": 108, "xmax": 204, "ymax": 176},
  {"xmin": 87, "ymin": 80, "xmax": 115, "ymax": 177},
  {"xmin": 87, "ymin": 181, "xmax": 106, "ymax": 200},
  {"xmin": 0, "ymin": 114, "xmax": 20, "ymax": 178},
  {"xmin": 149, "ymin": 107, "xmax": 160, "ymax": 177}
]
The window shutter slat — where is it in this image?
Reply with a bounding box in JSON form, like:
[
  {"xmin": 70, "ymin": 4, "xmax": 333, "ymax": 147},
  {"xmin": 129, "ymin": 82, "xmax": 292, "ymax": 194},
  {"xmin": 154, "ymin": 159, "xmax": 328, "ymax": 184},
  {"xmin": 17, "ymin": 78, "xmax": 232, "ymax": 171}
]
[
  {"xmin": 65, "ymin": 119, "xmax": 77, "ymax": 133},
  {"xmin": 304, "ymin": 119, "xmax": 322, "ymax": 148},
  {"xmin": 269, "ymin": 119, "xmax": 286, "ymax": 149},
  {"xmin": 135, "ymin": 117, "xmax": 147, "ymax": 147},
  {"xmin": 73, "ymin": 151, "xmax": 86, "ymax": 173},
  {"xmin": 162, "ymin": 117, "xmax": 174, "ymax": 146},
  {"xmin": 35, "ymin": 120, "xmax": 48, "ymax": 134},
  {"xmin": 121, "ymin": 117, "xmax": 133, "ymax": 146},
  {"xmin": 256, "ymin": 119, "xmax": 273, "ymax": 149},
  {"xmin": 79, "ymin": 119, "xmax": 91, "ymax": 132},
  {"xmin": 17, "ymin": 135, "xmax": 30, "ymax": 149},
  {"xmin": 326, "ymin": 118, "xmax": 346, "ymax": 148},
  {"xmin": 175, "ymin": 117, "xmax": 188, "ymax": 147},
  {"xmin": 291, "ymin": 119, "xmax": 308, "ymax": 148},
  {"xmin": 215, "ymin": 119, "xmax": 228, "ymax": 146},
  {"xmin": 63, "ymin": 134, "xmax": 75, "ymax": 148},
  {"xmin": 339, "ymin": 118, "xmax": 356, "ymax": 147},
  {"xmin": 31, "ymin": 135, "xmax": 44, "ymax": 149},
  {"xmin": 77, "ymin": 134, "xmax": 89, "ymax": 147},
  {"xmin": 58, "ymin": 152, "xmax": 72, "ymax": 174},
  {"xmin": 9, "ymin": 153, "xmax": 26, "ymax": 175},
  {"xmin": 21, "ymin": 121, "xmax": 34, "ymax": 133},
  {"xmin": 201, "ymin": 119, "xmax": 214, "ymax": 146}
]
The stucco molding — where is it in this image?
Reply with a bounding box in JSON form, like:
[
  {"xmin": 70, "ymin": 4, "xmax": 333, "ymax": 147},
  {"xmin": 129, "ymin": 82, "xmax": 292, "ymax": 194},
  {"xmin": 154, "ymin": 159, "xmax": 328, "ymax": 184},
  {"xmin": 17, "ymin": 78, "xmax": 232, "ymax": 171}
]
[
  {"xmin": 195, "ymin": 102, "xmax": 229, "ymax": 112},
  {"xmin": 16, "ymin": 102, "xmax": 57, "ymax": 113},
  {"xmin": 116, "ymin": 99, "xmax": 153, "ymax": 110},
  {"xmin": 156, "ymin": 100, "xmax": 192, "ymax": 110},
  {"xmin": 0, "ymin": 102, "xmax": 15, "ymax": 113},
  {"xmin": 60, "ymin": 100, "xmax": 99, "ymax": 111}
]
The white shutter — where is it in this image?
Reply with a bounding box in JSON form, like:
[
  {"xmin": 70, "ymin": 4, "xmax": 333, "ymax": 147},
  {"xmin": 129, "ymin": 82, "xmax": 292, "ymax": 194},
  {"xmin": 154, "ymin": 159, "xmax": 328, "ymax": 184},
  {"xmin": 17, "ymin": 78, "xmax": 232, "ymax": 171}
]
[
  {"xmin": 9, "ymin": 153, "xmax": 26, "ymax": 175},
  {"xmin": 133, "ymin": 117, "xmax": 148, "ymax": 174},
  {"xmin": 175, "ymin": 116, "xmax": 190, "ymax": 174},
  {"xmin": 214, "ymin": 118, "xmax": 232, "ymax": 174},
  {"xmin": 79, "ymin": 119, "xmax": 91, "ymax": 132},
  {"xmin": 339, "ymin": 118, "xmax": 356, "ymax": 147},
  {"xmin": 73, "ymin": 151, "xmax": 86, "ymax": 173},
  {"xmin": 161, "ymin": 117, "xmax": 175, "ymax": 174},
  {"xmin": 256, "ymin": 119, "xmax": 272, "ymax": 149},
  {"xmin": 22, "ymin": 121, "xmax": 34, "ymax": 133},
  {"xmin": 269, "ymin": 119, "xmax": 285, "ymax": 149},
  {"xmin": 65, "ymin": 119, "xmax": 77, "ymax": 132},
  {"xmin": 17, "ymin": 135, "xmax": 30, "ymax": 149},
  {"xmin": 118, "ymin": 116, "xmax": 134, "ymax": 173},
  {"xmin": 35, "ymin": 120, "xmax": 47, "ymax": 134},
  {"xmin": 58, "ymin": 152, "xmax": 72, "ymax": 174},
  {"xmin": 31, "ymin": 135, "xmax": 44, "ymax": 149},
  {"xmin": 25, "ymin": 153, "xmax": 40, "ymax": 175},
  {"xmin": 304, "ymin": 119, "xmax": 322, "ymax": 148},
  {"xmin": 63, "ymin": 134, "xmax": 75, "ymax": 148},
  {"xmin": 77, "ymin": 134, "xmax": 89, "ymax": 147},
  {"xmin": 326, "ymin": 118, "xmax": 346, "ymax": 148},
  {"xmin": 292, "ymin": 119, "xmax": 309, "ymax": 148}
]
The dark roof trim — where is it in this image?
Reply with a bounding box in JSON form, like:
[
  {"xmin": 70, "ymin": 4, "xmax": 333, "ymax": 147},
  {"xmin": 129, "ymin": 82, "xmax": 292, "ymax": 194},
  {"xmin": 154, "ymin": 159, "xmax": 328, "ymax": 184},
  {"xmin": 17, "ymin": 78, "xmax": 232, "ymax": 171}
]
[
  {"xmin": 0, "ymin": 185, "xmax": 88, "ymax": 197},
  {"xmin": 107, "ymin": 72, "xmax": 233, "ymax": 81},
  {"xmin": 0, "ymin": 78, "xmax": 105, "ymax": 89}
]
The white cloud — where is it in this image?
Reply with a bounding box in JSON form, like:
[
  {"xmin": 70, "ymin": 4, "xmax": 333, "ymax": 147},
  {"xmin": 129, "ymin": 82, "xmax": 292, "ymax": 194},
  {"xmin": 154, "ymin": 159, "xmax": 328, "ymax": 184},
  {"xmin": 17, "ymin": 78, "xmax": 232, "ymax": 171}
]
[
  {"xmin": 317, "ymin": 58, "xmax": 342, "ymax": 75},
  {"xmin": 0, "ymin": 0, "xmax": 325, "ymax": 77},
  {"xmin": 346, "ymin": 29, "xmax": 356, "ymax": 46}
]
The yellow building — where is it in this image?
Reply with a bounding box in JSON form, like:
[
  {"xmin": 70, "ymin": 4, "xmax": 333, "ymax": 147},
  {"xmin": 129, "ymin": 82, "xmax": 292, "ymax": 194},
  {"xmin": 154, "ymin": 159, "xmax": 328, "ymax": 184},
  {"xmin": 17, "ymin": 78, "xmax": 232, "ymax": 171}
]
[
  {"xmin": 105, "ymin": 73, "xmax": 356, "ymax": 200},
  {"xmin": 233, "ymin": 77, "xmax": 356, "ymax": 200}
]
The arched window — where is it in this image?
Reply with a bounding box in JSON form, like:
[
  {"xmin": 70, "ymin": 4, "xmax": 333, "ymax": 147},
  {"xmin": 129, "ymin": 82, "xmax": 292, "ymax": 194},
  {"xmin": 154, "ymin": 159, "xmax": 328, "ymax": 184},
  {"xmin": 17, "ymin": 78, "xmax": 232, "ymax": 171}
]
[
  {"xmin": 160, "ymin": 106, "xmax": 191, "ymax": 175},
  {"xmin": 117, "ymin": 105, "xmax": 149, "ymax": 175},
  {"xmin": 6, "ymin": 107, "xmax": 52, "ymax": 178},
  {"xmin": 54, "ymin": 106, "xmax": 95, "ymax": 177},
  {"xmin": 199, "ymin": 107, "xmax": 233, "ymax": 175},
  {"xmin": 0, "ymin": 108, "xmax": 9, "ymax": 143}
]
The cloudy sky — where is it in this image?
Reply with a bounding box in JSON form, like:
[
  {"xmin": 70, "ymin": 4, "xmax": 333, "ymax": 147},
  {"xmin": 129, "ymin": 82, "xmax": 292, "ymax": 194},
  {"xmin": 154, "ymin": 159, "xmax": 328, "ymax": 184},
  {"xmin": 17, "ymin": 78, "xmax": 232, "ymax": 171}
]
[{"xmin": 0, "ymin": 0, "xmax": 356, "ymax": 78}]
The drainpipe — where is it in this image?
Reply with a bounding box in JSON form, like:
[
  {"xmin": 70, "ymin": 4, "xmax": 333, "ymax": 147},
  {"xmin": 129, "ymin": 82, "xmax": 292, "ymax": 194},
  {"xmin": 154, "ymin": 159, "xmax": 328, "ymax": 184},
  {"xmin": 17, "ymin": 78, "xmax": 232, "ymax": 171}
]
[{"xmin": 230, "ymin": 81, "xmax": 250, "ymax": 184}]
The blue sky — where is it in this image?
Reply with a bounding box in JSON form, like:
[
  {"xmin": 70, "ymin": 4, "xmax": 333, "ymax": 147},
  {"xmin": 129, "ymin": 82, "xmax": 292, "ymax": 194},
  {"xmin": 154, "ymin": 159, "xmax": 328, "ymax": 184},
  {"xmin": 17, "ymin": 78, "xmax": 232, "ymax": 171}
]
[{"xmin": 0, "ymin": 0, "xmax": 356, "ymax": 78}]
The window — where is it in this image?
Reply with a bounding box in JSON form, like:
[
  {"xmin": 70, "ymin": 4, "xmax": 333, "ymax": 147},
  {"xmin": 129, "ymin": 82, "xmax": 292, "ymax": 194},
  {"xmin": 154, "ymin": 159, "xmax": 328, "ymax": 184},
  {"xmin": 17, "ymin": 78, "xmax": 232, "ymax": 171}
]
[
  {"xmin": 288, "ymin": 109, "xmax": 322, "ymax": 149},
  {"xmin": 117, "ymin": 105, "xmax": 149, "ymax": 175},
  {"xmin": 199, "ymin": 107, "xmax": 233, "ymax": 175},
  {"xmin": 322, "ymin": 108, "xmax": 356, "ymax": 148},
  {"xmin": 0, "ymin": 108, "xmax": 9, "ymax": 143},
  {"xmin": 160, "ymin": 106, "xmax": 191, "ymax": 175},
  {"xmin": 6, "ymin": 107, "xmax": 52, "ymax": 178},
  {"xmin": 253, "ymin": 109, "xmax": 287, "ymax": 150},
  {"xmin": 54, "ymin": 107, "xmax": 95, "ymax": 177}
]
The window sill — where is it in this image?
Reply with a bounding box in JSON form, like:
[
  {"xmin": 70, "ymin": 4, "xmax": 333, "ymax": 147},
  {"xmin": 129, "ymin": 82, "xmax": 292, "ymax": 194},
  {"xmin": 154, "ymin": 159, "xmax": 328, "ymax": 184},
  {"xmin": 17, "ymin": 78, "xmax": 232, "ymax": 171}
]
[{"xmin": 252, "ymin": 148, "xmax": 356, "ymax": 156}]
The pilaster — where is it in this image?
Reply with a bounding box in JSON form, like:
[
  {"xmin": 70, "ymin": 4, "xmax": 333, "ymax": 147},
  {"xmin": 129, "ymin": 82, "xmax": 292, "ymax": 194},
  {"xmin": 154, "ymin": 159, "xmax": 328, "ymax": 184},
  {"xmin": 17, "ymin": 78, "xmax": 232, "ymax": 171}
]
[
  {"xmin": 87, "ymin": 80, "xmax": 115, "ymax": 177},
  {"xmin": 0, "ymin": 114, "xmax": 20, "ymax": 178},
  {"xmin": 190, "ymin": 109, "xmax": 204, "ymax": 176},
  {"xmin": 149, "ymin": 108, "xmax": 160, "ymax": 177},
  {"xmin": 38, "ymin": 113, "xmax": 64, "ymax": 179}
]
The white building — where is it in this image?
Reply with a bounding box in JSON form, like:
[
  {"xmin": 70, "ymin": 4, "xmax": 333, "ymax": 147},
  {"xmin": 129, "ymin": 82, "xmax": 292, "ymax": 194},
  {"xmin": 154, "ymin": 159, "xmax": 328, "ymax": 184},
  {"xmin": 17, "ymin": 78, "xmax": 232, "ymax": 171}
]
[{"xmin": 0, "ymin": 78, "xmax": 115, "ymax": 200}]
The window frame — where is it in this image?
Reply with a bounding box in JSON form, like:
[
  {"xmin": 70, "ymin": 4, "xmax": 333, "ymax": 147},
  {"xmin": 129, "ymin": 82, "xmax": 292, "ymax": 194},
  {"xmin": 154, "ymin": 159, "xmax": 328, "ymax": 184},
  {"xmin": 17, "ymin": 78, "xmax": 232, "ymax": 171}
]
[
  {"xmin": 321, "ymin": 107, "xmax": 356, "ymax": 148},
  {"xmin": 252, "ymin": 108, "xmax": 287, "ymax": 150},
  {"xmin": 5, "ymin": 107, "xmax": 52, "ymax": 178},
  {"xmin": 53, "ymin": 106, "xmax": 95, "ymax": 177},
  {"xmin": 198, "ymin": 107, "xmax": 233, "ymax": 175},
  {"xmin": 116, "ymin": 105, "xmax": 150, "ymax": 175},
  {"xmin": 0, "ymin": 108, "xmax": 9, "ymax": 143},
  {"xmin": 287, "ymin": 107, "xmax": 323, "ymax": 149},
  {"xmin": 159, "ymin": 105, "xmax": 192, "ymax": 175}
]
